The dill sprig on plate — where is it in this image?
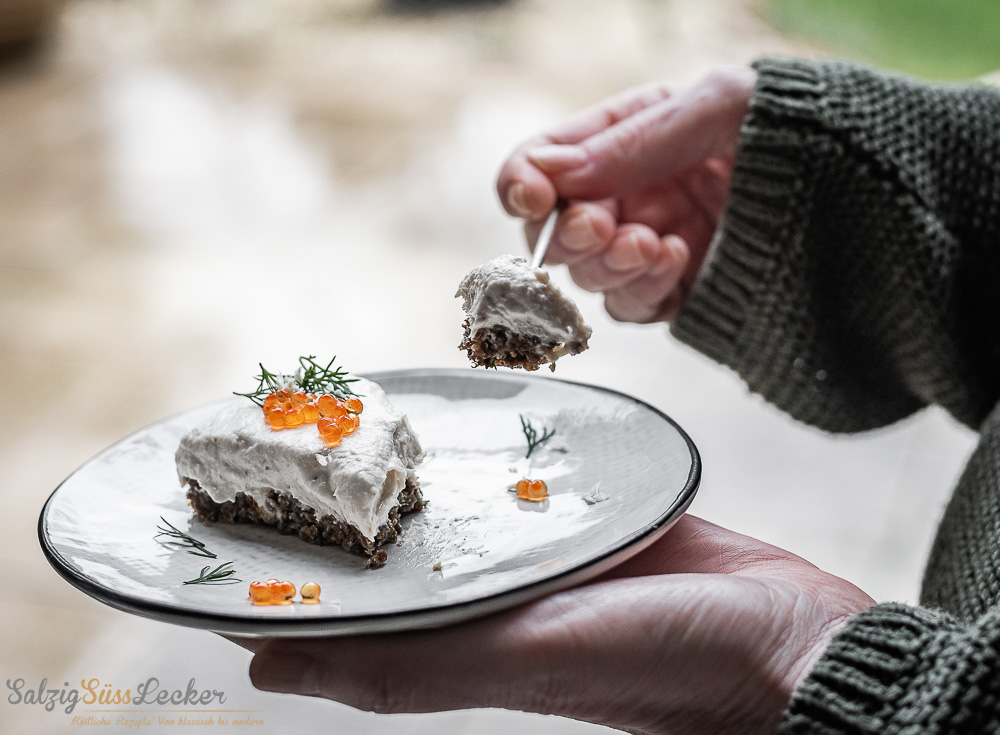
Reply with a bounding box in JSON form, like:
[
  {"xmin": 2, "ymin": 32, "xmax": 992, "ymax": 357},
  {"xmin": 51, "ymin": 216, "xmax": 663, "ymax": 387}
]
[
  {"xmin": 520, "ymin": 414, "xmax": 556, "ymax": 459},
  {"xmin": 155, "ymin": 517, "xmax": 217, "ymax": 558},
  {"xmin": 183, "ymin": 561, "xmax": 242, "ymax": 586},
  {"xmin": 233, "ymin": 355, "xmax": 361, "ymax": 406}
]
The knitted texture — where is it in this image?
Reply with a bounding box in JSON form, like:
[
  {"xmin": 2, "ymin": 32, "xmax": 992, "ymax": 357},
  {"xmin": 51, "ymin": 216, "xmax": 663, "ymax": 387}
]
[
  {"xmin": 782, "ymin": 603, "xmax": 1000, "ymax": 734},
  {"xmin": 923, "ymin": 402, "xmax": 1000, "ymax": 621},
  {"xmin": 672, "ymin": 58, "xmax": 1000, "ymax": 732},
  {"xmin": 673, "ymin": 57, "xmax": 1000, "ymax": 432}
]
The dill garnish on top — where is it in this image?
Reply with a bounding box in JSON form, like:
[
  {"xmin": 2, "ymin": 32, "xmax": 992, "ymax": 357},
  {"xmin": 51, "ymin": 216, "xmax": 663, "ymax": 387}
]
[{"xmin": 234, "ymin": 355, "xmax": 361, "ymax": 407}]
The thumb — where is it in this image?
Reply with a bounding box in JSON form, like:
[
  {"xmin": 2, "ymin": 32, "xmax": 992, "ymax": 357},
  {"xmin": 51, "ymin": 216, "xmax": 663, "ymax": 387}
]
[{"xmin": 527, "ymin": 67, "xmax": 754, "ymax": 201}]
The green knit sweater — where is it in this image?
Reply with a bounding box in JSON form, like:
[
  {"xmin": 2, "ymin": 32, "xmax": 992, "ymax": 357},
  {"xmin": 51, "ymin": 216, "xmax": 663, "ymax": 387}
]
[{"xmin": 672, "ymin": 58, "xmax": 1000, "ymax": 733}]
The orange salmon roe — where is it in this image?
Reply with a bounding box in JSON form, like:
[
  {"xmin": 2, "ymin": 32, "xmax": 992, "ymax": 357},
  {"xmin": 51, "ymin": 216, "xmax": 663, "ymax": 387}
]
[
  {"xmin": 300, "ymin": 581, "xmax": 321, "ymax": 604},
  {"xmin": 337, "ymin": 414, "xmax": 359, "ymax": 435},
  {"xmin": 249, "ymin": 579, "xmax": 296, "ymax": 606},
  {"xmin": 274, "ymin": 580, "xmax": 296, "ymax": 604},
  {"xmin": 516, "ymin": 479, "xmax": 548, "ymax": 502},
  {"xmin": 249, "ymin": 581, "xmax": 272, "ymax": 605},
  {"xmin": 266, "ymin": 408, "xmax": 285, "ymax": 430},
  {"xmin": 316, "ymin": 394, "xmax": 343, "ymax": 417},
  {"xmin": 319, "ymin": 419, "xmax": 343, "ymax": 447},
  {"xmin": 283, "ymin": 407, "xmax": 304, "ymax": 427},
  {"xmin": 261, "ymin": 389, "xmax": 362, "ymax": 445}
]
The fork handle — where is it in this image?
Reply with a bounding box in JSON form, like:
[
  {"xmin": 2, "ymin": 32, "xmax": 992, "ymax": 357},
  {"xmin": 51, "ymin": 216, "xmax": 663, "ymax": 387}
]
[{"xmin": 530, "ymin": 199, "xmax": 568, "ymax": 269}]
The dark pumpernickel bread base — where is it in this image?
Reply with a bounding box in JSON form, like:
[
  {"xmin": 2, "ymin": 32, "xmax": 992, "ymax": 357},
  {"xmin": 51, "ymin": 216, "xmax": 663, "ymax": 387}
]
[
  {"xmin": 186, "ymin": 478, "xmax": 423, "ymax": 558},
  {"xmin": 460, "ymin": 319, "xmax": 570, "ymax": 371}
]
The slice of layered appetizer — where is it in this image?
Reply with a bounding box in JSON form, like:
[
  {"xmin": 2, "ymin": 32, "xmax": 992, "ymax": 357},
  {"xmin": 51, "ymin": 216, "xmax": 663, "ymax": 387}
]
[
  {"xmin": 175, "ymin": 357, "xmax": 423, "ymax": 560},
  {"xmin": 457, "ymin": 254, "xmax": 591, "ymax": 371}
]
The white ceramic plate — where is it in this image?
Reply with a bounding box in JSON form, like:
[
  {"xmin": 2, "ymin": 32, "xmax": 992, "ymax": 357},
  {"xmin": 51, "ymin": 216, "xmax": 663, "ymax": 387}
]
[{"xmin": 40, "ymin": 368, "xmax": 700, "ymax": 637}]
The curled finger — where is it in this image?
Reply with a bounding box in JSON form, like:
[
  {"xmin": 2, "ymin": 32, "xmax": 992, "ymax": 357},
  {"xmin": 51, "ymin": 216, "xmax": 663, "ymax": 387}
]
[
  {"xmin": 531, "ymin": 201, "xmax": 616, "ymax": 266},
  {"xmin": 497, "ymin": 82, "xmax": 675, "ymax": 219},
  {"xmin": 603, "ymin": 234, "xmax": 689, "ymax": 323},
  {"xmin": 567, "ymin": 223, "xmax": 661, "ymax": 293}
]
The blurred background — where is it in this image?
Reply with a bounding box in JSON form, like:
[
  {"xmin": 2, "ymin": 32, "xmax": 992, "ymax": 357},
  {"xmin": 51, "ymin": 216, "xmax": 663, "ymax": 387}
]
[{"xmin": 2, "ymin": 0, "xmax": 997, "ymax": 732}]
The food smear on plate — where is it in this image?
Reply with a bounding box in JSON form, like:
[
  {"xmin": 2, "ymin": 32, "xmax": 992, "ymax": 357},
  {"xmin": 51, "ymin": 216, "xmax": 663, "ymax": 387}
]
[
  {"xmin": 582, "ymin": 483, "xmax": 610, "ymax": 505},
  {"xmin": 456, "ymin": 254, "xmax": 591, "ymax": 371},
  {"xmin": 175, "ymin": 356, "xmax": 423, "ymax": 566},
  {"xmin": 516, "ymin": 479, "xmax": 548, "ymax": 502}
]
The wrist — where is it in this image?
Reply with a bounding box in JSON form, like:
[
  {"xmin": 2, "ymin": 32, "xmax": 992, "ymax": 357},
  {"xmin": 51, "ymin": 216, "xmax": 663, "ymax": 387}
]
[
  {"xmin": 782, "ymin": 610, "xmax": 860, "ymax": 697},
  {"xmin": 779, "ymin": 603, "xmax": 962, "ymax": 734},
  {"xmin": 699, "ymin": 66, "xmax": 758, "ymax": 159}
]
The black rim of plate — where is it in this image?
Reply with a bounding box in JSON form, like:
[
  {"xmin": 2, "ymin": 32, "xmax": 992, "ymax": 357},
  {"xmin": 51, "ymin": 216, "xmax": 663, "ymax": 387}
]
[{"xmin": 38, "ymin": 367, "xmax": 701, "ymax": 634}]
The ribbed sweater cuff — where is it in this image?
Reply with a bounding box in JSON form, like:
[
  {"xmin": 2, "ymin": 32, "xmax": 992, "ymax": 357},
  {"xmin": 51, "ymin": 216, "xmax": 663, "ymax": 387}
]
[
  {"xmin": 671, "ymin": 57, "xmax": 825, "ymax": 373},
  {"xmin": 780, "ymin": 602, "xmax": 981, "ymax": 734}
]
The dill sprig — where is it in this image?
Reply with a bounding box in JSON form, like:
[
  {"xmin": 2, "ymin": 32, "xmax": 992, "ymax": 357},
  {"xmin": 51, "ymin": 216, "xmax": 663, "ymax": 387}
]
[
  {"xmin": 520, "ymin": 414, "xmax": 556, "ymax": 459},
  {"xmin": 296, "ymin": 355, "xmax": 360, "ymax": 395},
  {"xmin": 155, "ymin": 517, "xmax": 217, "ymax": 558},
  {"xmin": 234, "ymin": 355, "xmax": 360, "ymax": 406},
  {"xmin": 232, "ymin": 363, "xmax": 285, "ymax": 406},
  {"xmin": 183, "ymin": 561, "xmax": 241, "ymax": 586}
]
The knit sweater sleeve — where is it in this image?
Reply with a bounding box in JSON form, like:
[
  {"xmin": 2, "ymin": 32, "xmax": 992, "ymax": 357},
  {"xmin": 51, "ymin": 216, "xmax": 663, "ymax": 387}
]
[
  {"xmin": 671, "ymin": 57, "xmax": 1000, "ymax": 432},
  {"xmin": 781, "ymin": 400, "xmax": 1000, "ymax": 733},
  {"xmin": 670, "ymin": 58, "xmax": 1000, "ymax": 733},
  {"xmin": 779, "ymin": 602, "xmax": 1000, "ymax": 733}
]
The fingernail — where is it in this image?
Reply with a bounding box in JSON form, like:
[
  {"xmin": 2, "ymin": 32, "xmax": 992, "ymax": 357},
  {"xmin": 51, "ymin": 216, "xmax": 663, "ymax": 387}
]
[
  {"xmin": 508, "ymin": 183, "xmax": 531, "ymax": 217},
  {"xmin": 525, "ymin": 144, "xmax": 589, "ymax": 173},
  {"xmin": 250, "ymin": 647, "xmax": 317, "ymax": 695}
]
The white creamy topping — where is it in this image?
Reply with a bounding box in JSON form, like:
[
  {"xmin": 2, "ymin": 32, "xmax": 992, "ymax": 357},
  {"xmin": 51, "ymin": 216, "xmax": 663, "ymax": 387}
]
[
  {"xmin": 456, "ymin": 254, "xmax": 591, "ymax": 361},
  {"xmin": 175, "ymin": 378, "xmax": 422, "ymax": 542}
]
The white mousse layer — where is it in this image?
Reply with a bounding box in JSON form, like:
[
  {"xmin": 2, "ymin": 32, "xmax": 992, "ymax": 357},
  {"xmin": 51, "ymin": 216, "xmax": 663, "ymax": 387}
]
[
  {"xmin": 175, "ymin": 378, "xmax": 422, "ymax": 542},
  {"xmin": 457, "ymin": 254, "xmax": 591, "ymax": 362}
]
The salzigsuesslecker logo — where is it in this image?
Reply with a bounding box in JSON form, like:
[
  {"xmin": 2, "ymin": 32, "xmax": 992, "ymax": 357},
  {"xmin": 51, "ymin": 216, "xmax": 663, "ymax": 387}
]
[{"xmin": 6, "ymin": 676, "xmax": 227, "ymax": 715}]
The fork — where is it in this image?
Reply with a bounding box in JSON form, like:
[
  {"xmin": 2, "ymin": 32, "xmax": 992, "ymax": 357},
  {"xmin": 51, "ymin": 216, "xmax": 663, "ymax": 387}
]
[{"xmin": 530, "ymin": 199, "xmax": 567, "ymax": 269}]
